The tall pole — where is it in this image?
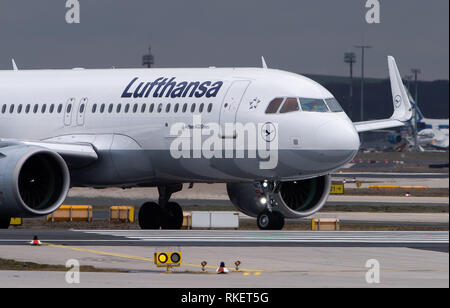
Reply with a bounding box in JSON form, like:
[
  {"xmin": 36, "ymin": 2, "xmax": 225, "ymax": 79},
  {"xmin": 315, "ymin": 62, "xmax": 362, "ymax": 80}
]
[
  {"xmin": 355, "ymin": 45, "xmax": 372, "ymax": 144},
  {"xmin": 411, "ymin": 69, "xmax": 421, "ymax": 104},
  {"xmin": 344, "ymin": 52, "xmax": 356, "ymax": 119},
  {"xmin": 404, "ymin": 75, "xmax": 413, "ymax": 92},
  {"xmin": 411, "ymin": 68, "xmax": 421, "ymax": 151}
]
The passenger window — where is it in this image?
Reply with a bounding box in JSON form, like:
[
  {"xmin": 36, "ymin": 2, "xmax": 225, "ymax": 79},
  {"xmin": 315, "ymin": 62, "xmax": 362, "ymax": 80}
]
[
  {"xmin": 125, "ymin": 104, "xmax": 130, "ymax": 113},
  {"xmin": 57, "ymin": 104, "xmax": 63, "ymax": 113},
  {"xmin": 133, "ymin": 104, "xmax": 138, "ymax": 113},
  {"xmin": 325, "ymin": 98, "xmax": 344, "ymax": 112},
  {"xmin": 141, "ymin": 104, "xmax": 146, "ymax": 113},
  {"xmin": 182, "ymin": 103, "xmax": 188, "ymax": 113},
  {"xmin": 207, "ymin": 103, "xmax": 213, "ymax": 113},
  {"xmin": 33, "ymin": 104, "xmax": 39, "ymax": 113},
  {"xmin": 199, "ymin": 103, "xmax": 205, "ymax": 113},
  {"xmin": 100, "ymin": 104, "xmax": 105, "ymax": 113},
  {"xmin": 157, "ymin": 104, "xmax": 163, "ymax": 113},
  {"xmin": 92, "ymin": 104, "xmax": 97, "ymax": 113},
  {"xmin": 49, "ymin": 104, "xmax": 55, "ymax": 113},
  {"xmin": 108, "ymin": 104, "xmax": 114, "ymax": 113},
  {"xmin": 149, "ymin": 104, "xmax": 154, "ymax": 113},
  {"xmin": 166, "ymin": 104, "xmax": 171, "ymax": 113},
  {"xmin": 279, "ymin": 98, "xmax": 300, "ymax": 114},
  {"xmin": 117, "ymin": 104, "xmax": 122, "ymax": 113},
  {"xmin": 26, "ymin": 104, "xmax": 31, "ymax": 113},
  {"xmin": 1, "ymin": 105, "xmax": 5, "ymax": 114},
  {"xmin": 265, "ymin": 98, "xmax": 284, "ymax": 114},
  {"xmin": 299, "ymin": 98, "xmax": 329, "ymax": 112},
  {"xmin": 191, "ymin": 103, "xmax": 196, "ymax": 113},
  {"xmin": 174, "ymin": 103, "xmax": 179, "ymax": 113},
  {"xmin": 66, "ymin": 104, "xmax": 72, "ymax": 113},
  {"xmin": 9, "ymin": 105, "xmax": 14, "ymax": 113},
  {"xmin": 17, "ymin": 105, "xmax": 23, "ymax": 114},
  {"xmin": 42, "ymin": 104, "xmax": 47, "ymax": 113}
]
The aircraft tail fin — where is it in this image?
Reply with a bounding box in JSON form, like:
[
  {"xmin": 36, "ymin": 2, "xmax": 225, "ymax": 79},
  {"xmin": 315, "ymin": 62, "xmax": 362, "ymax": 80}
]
[
  {"xmin": 354, "ymin": 56, "xmax": 413, "ymax": 133},
  {"xmin": 12, "ymin": 59, "xmax": 19, "ymax": 71},
  {"xmin": 388, "ymin": 56, "xmax": 413, "ymax": 122}
]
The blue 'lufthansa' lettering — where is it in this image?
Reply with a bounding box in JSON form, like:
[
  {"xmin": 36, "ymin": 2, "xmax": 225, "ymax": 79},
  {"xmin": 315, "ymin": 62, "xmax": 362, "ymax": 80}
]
[{"xmin": 121, "ymin": 77, "xmax": 223, "ymax": 99}]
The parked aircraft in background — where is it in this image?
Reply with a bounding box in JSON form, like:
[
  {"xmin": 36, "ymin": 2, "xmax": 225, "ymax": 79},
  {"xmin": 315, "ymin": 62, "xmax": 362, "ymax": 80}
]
[{"xmin": 388, "ymin": 92, "xmax": 449, "ymax": 151}]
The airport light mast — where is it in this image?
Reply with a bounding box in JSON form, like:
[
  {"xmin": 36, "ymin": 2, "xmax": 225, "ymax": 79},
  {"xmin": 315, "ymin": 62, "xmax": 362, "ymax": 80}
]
[
  {"xmin": 355, "ymin": 45, "xmax": 372, "ymax": 144},
  {"xmin": 344, "ymin": 52, "xmax": 356, "ymax": 119},
  {"xmin": 411, "ymin": 68, "xmax": 422, "ymax": 152},
  {"xmin": 142, "ymin": 45, "xmax": 155, "ymax": 68},
  {"xmin": 404, "ymin": 75, "xmax": 413, "ymax": 92}
]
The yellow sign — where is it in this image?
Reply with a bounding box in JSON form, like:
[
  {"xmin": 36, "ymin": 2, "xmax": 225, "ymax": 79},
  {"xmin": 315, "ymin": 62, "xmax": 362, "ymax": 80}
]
[
  {"xmin": 10, "ymin": 218, "xmax": 22, "ymax": 226},
  {"xmin": 330, "ymin": 183, "xmax": 344, "ymax": 194},
  {"xmin": 154, "ymin": 252, "xmax": 182, "ymax": 267}
]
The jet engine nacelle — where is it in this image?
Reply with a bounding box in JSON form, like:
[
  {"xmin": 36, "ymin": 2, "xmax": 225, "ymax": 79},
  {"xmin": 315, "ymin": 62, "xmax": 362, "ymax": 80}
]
[
  {"xmin": 227, "ymin": 175, "xmax": 331, "ymax": 219},
  {"xmin": 0, "ymin": 144, "xmax": 70, "ymax": 217}
]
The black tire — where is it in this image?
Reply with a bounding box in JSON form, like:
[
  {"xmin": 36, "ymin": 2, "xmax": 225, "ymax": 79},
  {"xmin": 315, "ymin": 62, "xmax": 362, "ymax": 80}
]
[
  {"xmin": 271, "ymin": 211, "xmax": 285, "ymax": 230},
  {"xmin": 257, "ymin": 211, "xmax": 272, "ymax": 230},
  {"xmin": 0, "ymin": 218, "xmax": 10, "ymax": 229},
  {"xmin": 161, "ymin": 202, "xmax": 184, "ymax": 230},
  {"xmin": 257, "ymin": 211, "xmax": 285, "ymax": 230},
  {"xmin": 138, "ymin": 202, "xmax": 162, "ymax": 229}
]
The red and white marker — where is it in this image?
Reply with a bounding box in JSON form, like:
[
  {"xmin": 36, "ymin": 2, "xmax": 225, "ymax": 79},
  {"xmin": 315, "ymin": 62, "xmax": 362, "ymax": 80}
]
[
  {"xmin": 216, "ymin": 262, "xmax": 229, "ymax": 274},
  {"xmin": 30, "ymin": 236, "xmax": 41, "ymax": 246}
]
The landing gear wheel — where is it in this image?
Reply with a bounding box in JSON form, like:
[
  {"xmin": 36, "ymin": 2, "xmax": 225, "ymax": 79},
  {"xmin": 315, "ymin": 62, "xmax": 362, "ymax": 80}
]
[
  {"xmin": 257, "ymin": 212, "xmax": 271, "ymax": 230},
  {"xmin": 161, "ymin": 202, "xmax": 183, "ymax": 230},
  {"xmin": 257, "ymin": 211, "xmax": 285, "ymax": 230},
  {"xmin": 0, "ymin": 218, "xmax": 10, "ymax": 229},
  {"xmin": 138, "ymin": 202, "xmax": 162, "ymax": 229},
  {"xmin": 271, "ymin": 211, "xmax": 285, "ymax": 230}
]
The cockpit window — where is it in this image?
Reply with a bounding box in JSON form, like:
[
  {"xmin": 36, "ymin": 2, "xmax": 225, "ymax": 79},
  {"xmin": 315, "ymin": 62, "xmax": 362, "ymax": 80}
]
[
  {"xmin": 325, "ymin": 98, "xmax": 344, "ymax": 112},
  {"xmin": 279, "ymin": 98, "xmax": 300, "ymax": 114},
  {"xmin": 299, "ymin": 98, "xmax": 329, "ymax": 112},
  {"xmin": 265, "ymin": 98, "xmax": 284, "ymax": 114}
]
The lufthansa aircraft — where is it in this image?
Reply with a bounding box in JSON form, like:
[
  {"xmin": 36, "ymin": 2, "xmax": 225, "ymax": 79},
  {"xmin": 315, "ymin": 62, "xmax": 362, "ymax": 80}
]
[{"xmin": 0, "ymin": 56, "xmax": 411, "ymax": 230}]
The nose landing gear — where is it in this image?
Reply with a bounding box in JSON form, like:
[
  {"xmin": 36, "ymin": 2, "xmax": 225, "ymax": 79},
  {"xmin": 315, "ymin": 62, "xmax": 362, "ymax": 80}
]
[
  {"xmin": 257, "ymin": 181, "xmax": 285, "ymax": 230},
  {"xmin": 138, "ymin": 184, "xmax": 184, "ymax": 230}
]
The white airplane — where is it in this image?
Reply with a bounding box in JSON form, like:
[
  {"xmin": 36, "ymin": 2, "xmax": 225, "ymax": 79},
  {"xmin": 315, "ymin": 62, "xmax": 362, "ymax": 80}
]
[
  {"xmin": 388, "ymin": 93, "xmax": 449, "ymax": 151},
  {"xmin": 414, "ymin": 102, "xmax": 449, "ymax": 150},
  {"xmin": 0, "ymin": 56, "xmax": 412, "ymax": 230}
]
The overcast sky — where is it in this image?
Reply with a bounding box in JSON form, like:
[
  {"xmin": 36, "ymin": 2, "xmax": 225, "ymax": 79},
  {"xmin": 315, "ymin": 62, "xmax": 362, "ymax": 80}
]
[{"xmin": 0, "ymin": 0, "xmax": 448, "ymax": 80}]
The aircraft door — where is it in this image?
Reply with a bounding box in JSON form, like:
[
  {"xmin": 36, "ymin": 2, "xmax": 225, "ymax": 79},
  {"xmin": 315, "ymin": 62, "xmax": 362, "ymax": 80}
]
[
  {"xmin": 64, "ymin": 98, "xmax": 75, "ymax": 126},
  {"xmin": 219, "ymin": 80, "xmax": 251, "ymax": 138},
  {"xmin": 76, "ymin": 98, "xmax": 88, "ymax": 126}
]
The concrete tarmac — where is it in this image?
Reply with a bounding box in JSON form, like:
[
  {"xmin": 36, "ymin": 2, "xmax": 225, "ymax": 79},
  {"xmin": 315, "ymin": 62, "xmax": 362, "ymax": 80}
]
[
  {"xmin": 0, "ymin": 230, "xmax": 447, "ymax": 287},
  {"xmin": 0, "ymin": 230, "xmax": 448, "ymax": 249},
  {"xmin": 0, "ymin": 244, "xmax": 448, "ymax": 288}
]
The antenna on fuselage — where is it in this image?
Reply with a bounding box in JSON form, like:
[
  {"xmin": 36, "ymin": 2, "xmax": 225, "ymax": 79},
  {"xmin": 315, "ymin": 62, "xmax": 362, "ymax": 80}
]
[
  {"xmin": 11, "ymin": 59, "xmax": 19, "ymax": 71},
  {"xmin": 261, "ymin": 56, "xmax": 268, "ymax": 69}
]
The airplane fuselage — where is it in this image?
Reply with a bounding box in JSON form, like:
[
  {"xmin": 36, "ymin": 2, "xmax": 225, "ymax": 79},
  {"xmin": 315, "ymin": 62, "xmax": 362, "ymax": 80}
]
[{"xmin": 0, "ymin": 68, "xmax": 360, "ymax": 186}]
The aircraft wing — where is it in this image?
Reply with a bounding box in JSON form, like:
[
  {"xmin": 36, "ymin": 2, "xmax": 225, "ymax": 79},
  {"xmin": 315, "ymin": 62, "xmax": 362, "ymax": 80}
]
[
  {"xmin": 0, "ymin": 139, "xmax": 98, "ymax": 168},
  {"xmin": 353, "ymin": 119, "xmax": 405, "ymax": 132},
  {"xmin": 354, "ymin": 56, "xmax": 413, "ymax": 133}
]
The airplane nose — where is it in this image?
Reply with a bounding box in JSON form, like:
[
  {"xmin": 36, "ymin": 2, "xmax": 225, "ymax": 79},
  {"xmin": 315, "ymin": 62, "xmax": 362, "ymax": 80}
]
[{"xmin": 315, "ymin": 120, "xmax": 360, "ymax": 151}]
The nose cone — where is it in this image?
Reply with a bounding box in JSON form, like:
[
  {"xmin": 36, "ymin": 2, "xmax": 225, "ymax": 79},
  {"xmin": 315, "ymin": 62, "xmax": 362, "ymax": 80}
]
[
  {"xmin": 316, "ymin": 120, "xmax": 360, "ymax": 151},
  {"xmin": 314, "ymin": 119, "xmax": 360, "ymax": 168}
]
